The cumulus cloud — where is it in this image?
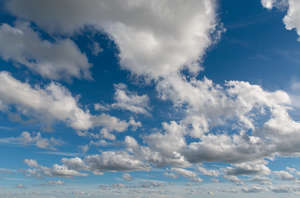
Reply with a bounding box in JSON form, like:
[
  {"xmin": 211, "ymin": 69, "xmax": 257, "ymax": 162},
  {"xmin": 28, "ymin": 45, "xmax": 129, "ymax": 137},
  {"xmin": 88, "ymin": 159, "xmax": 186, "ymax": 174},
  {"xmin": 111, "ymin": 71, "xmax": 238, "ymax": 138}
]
[
  {"xmin": 241, "ymin": 185, "xmax": 266, "ymax": 193},
  {"xmin": 126, "ymin": 126, "xmax": 190, "ymax": 168},
  {"xmin": 61, "ymin": 157, "xmax": 87, "ymax": 171},
  {"xmin": 46, "ymin": 180, "xmax": 65, "ymax": 186},
  {"xmin": 224, "ymin": 161, "xmax": 271, "ymax": 176},
  {"xmin": 111, "ymin": 83, "xmax": 150, "ymax": 115},
  {"xmin": 273, "ymin": 170, "xmax": 295, "ymax": 180},
  {"xmin": 85, "ymin": 151, "xmax": 149, "ymax": 174},
  {"xmin": 261, "ymin": 0, "xmax": 276, "ymax": 9},
  {"xmin": 100, "ymin": 77, "xmax": 300, "ymax": 178},
  {"xmin": 25, "ymin": 151, "xmax": 150, "ymax": 178},
  {"xmin": 5, "ymin": 0, "xmax": 218, "ymax": 79},
  {"xmin": 0, "ymin": 71, "xmax": 92, "ymax": 130},
  {"xmin": 223, "ymin": 175, "xmax": 243, "ymax": 185},
  {"xmin": 249, "ymin": 176, "xmax": 272, "ymax": 185},
  {"xmin": 262, "ymin": 0, "xmax": 300, "ymax": 40},
  {"xmin": 270, "ymin": 185, "xmax": 300, "ymax": 193},
  {"xmin": 122, "ymin": 173, "xmax": 133, "ymax": 181},
  {"xmin": 0, "ymin": 22, "xmax": 91, "ymax": 81},
  {"xmin": 163, "ymin": 172, "xmax": 178, "ymax": 179},
  {"xmin": 24, "ymin": 159, "xmax": 88, "ymax": 178},
  {"xmin": 92, "ymin": 113, "xmax": 138, "ymax": 133},
  {"xmin": 150, "ymin": 76, "xmax": 300, "ymax": 167},
  {"xmin": 0, "ymin": 131, "xmax": 63, "ymax": 150},
  {"xmin": 0, "ymin": 71, "xmax": 136, "ymax": 132},
  {"xmin": 171, "ymin": 168, "xmax": 202, "ymax": 182},
  {"xmin": 124, "ymin": 75, "xmax": 300, "ymax": 168},
  {"xmin": 197, "ymin": 166, "xmax": 219, "ymax": 177},
  {"xmin": 100, "ymin": 129, "xmax": 116, "ymax": 141},
  {"xmin": 4, "ymin": 0, "xmax": 300, "ymax": 189}
]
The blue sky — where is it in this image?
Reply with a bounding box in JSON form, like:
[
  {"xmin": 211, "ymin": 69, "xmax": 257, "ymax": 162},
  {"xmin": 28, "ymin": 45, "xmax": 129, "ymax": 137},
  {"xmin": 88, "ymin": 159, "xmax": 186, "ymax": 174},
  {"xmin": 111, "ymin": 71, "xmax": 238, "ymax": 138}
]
[{"xmin": 1, "ymin": 0, "xmax": 300, "ymax": 197}]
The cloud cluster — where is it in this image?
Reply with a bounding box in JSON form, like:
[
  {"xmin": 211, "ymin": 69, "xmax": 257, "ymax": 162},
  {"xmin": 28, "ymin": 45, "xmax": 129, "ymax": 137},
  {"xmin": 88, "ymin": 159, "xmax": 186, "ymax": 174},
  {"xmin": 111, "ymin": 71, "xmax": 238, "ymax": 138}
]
[
  {"xmin": 24, "ymin": 151, "xmax": 149, "ymax": 178},
  {"xmin": 224, "ymin": 161, "xmax": 271, "ymax": 176},
  {"xmin": 24, "ymin": 159, "xmax": 88, "ymax": 178},
  {"xmin": 3, "ymin": 0, "xmax": 300, "ymax": 193},
  {"xmin": 0, "ymin": 131, "xmax": 63, "ymax": 150},
  {"xmin": 170, "ymin": 168, "xmax": 202, "ymax": 182},
  {"xmin": 198, "ymin": 166, "xmax": 219, "ymax": 177}
]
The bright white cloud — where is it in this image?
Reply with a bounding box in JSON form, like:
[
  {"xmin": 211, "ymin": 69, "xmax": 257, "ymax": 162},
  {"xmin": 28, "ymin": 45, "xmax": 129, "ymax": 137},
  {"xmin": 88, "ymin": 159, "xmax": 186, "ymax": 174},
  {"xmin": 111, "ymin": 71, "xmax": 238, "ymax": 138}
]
[
  {"xmin": 25, "ymin": 151, "xmax": 150, "ymax": 178},
  {"xmin": 171, "ymin": 168, "xmax": 202, "ymax": 182},
  {"xmin": 283, "ymin": 0, "xmax": 300, "ymax": 39},
  {"xmin": 85, "ymin": 151, "xmax": 149, "ymax": 174},
  {"xmin": 262, "ymin": 0, "xmax": 300, "ymax": 40},
  {"xmin": 112, "ymin": 83, "xmax": 150, "ymax": 115},
  {"xmin": 223, "ymin": 175, "xmax": 243, "ymax": 185},
  {"xmin": 61, "ymin": 157, "xmax": 87, "ymax": 171},
  {"xmin": 5, "ymin": 0, "xmax": 218, "ymax": 79},
  {"xmin": 273, "ymin": 170, "xmax": 295, "ymax": 180},
  {"xmin": 0, "ymin": 71, "xmax": 136, "ymax": 132},
  {"xmin": 0, "ymin": 22, "xmax": 91, "ymax": 81},
  {"xmin": 261, "ymin": 0, "xmax": 276, "ymax": 9},
  {"xmin": 0, "ymin": 71, "xmax": 92, "ymax": 130},
  {"xmin": 242, "ymin": 185, "xmax": 266, "ymax": 193},
  {"xmin": 198, "ymin": 166, "xmax": 219, "ymax": 177},
  {"xmin": 24, "ymin": 159, "xmax": 88, "ymax": 178},
  {"xmin": 100, "ymin": 129, "xmax": 116, "ymax": 141},
  {"xmin": 92, "ymin": 113, "xmax": 137, "ymax": 132},
  {"xmin": 249, "ymin": 176, "xmax": 272, "ymax": 185},
  {"xmin": 224, "ymin": 161, "xmax": 271, "ymax": 176},
  {"xmin": 4, "ymin": 0, "xmax": 300, "ymax": 192},
  {"xmin": 122, "ymin": 173, "xmax": 132, "ymax": 181}
]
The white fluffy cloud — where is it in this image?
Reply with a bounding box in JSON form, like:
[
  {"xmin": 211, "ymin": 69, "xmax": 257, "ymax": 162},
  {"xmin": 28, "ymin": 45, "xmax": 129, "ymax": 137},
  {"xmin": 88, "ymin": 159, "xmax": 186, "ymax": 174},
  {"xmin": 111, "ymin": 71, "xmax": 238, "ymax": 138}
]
[
  {"xmin": 85, "ymin": 151, "xmax": 149, "ymax": 174},
  {"xmin": 261, "ymin": 0, "xmax": 276, "ymax": 9},
  {"xmin": 223, "ymin": 175, "xmax": 243, "ymax": 185},
  {"xmin": 4, "ymin": 0, "xmax": 300, "ymax": 187},
  {"xmin": 224, "ymin": 161, "xmax": 271, "ymax": 176},
  {"xmin": 122, "ymin": 173, "xmax": 133, "ymax": 181},
  {"xmin": 171, "ymin": 168, "xmax": 202, "ymax": 182},
  {"xmin": 24, "ymin": 159, "xmax": 88, "ymax": 178},
  {"xmin": 24, "ymin": 151, "xmax": 150, "ymax": 178},
  {"xmin": 284, "ymin": 0, "xmax": 300, "ymax": 39},
  {"xmin": 0, "ymin": 71, "xmax": 92, "ymax": 130},
  {"xmin": 151, "ymin": 76, "xmax": 298, "ymax": 165},
  {"xmin": 0, "ymin": 71, "xmax": 136, "ymax": 132},
  {"xmin": 262, "ymin": 0, "xmax": 300, "ymax": 40},
  {"xmin": 273, "ymin": 170, "xmax": 295, "ymax": 180},
  {"xmin": 111, "ymin": 83, "xmax": 150, "ymax": 115},
  {"xmin": 198, "ymin": 166, "xmax": 219, "ymax": 177},
  {"xmin": 0, "ymin": 23, "xmax": 91, "ymax": 81},
  {"xmin": 0, "ymin": 131, "xmax": 63, "ymax": 150},
  {"xmin": 5, "ymin": 0, "xmax": 218, "ymax": 79}
]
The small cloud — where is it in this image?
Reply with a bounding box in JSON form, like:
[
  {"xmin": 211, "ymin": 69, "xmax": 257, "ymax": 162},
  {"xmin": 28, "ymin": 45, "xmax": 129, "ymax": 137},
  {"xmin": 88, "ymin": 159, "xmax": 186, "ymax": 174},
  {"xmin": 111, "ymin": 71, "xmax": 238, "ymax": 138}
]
[
  {"xmin": 122, "ymin": 173, "xmax": 133, "ymax": 181},
  {"xmin": 16, "ymin": 184, "xmax": 25, "ymax": 189}
]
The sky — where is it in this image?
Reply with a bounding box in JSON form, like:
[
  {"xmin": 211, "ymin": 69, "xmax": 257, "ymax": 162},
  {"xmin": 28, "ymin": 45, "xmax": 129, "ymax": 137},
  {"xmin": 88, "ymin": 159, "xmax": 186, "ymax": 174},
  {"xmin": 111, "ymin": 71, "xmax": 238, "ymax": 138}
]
[{"xmin": 2, "ymin": 0, "xmax": 300, "ymax": 197}]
